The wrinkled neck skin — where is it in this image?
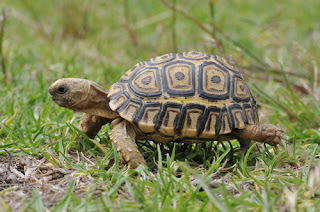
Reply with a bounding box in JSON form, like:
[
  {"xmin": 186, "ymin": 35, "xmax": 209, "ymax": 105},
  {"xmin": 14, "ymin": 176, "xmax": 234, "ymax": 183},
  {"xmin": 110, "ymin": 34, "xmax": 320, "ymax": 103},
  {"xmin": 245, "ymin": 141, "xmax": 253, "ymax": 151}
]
[{"xmin": 70, "ymin": 82, "xmax": 120, "ymax": 119}]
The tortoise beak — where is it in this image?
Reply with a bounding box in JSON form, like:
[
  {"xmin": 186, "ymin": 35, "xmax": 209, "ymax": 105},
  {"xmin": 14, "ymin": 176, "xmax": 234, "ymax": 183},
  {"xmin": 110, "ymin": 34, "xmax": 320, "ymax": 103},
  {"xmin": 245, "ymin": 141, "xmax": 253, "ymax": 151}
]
[
  {"xmin": 48, "ymin": 85, "xmax": 54, "ymax": 96},
  {"xmin": 48, "ymin": 83, "xmax": 62, "ymax": 102}
]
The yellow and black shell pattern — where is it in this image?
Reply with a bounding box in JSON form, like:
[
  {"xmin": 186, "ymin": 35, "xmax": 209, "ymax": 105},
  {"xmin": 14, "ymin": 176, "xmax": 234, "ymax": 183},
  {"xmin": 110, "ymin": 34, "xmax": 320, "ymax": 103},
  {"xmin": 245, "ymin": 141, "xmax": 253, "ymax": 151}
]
[{"xmin": 108, "ymin": 52, "xmax": 258, "ymax": 141}]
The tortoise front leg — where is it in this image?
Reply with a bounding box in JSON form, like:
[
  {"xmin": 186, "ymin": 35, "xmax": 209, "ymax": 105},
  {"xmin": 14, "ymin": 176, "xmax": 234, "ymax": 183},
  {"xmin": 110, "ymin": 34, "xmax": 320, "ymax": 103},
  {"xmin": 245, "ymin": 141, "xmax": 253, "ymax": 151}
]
[
  {"xmin": 233, "ymin": 124, "xmax": 284, "ymax": 146},
  {"xmin": 79, "ymin": 113, "xmax": 109, "ymax": 138},
  {"xmin": 109, "ymin": 118, "xmax": 147, "ymax": 168}
]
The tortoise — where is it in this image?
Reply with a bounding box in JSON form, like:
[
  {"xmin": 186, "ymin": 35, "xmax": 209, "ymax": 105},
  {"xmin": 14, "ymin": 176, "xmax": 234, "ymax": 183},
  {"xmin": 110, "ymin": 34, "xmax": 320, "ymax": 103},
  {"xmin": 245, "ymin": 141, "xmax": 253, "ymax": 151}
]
[{"xmin": 49, "ymin": 51, "xmax": 284, "ymax": 168}]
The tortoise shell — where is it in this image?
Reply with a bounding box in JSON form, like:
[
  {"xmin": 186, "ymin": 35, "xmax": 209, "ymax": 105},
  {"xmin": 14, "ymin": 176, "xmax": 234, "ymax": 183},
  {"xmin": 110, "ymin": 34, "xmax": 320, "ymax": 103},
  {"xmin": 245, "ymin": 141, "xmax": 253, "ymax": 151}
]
[{"xmin": 108, "ymin": 52, "xmax": 258, "ymax": 142}]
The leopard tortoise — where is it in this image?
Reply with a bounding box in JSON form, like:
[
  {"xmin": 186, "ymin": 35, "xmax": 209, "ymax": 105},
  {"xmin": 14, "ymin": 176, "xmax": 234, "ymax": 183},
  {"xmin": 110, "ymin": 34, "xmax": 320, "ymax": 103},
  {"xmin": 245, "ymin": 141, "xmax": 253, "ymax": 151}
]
[{"xmin": 49, "ymin": 51, "xmax": 284, "ymax": 168}]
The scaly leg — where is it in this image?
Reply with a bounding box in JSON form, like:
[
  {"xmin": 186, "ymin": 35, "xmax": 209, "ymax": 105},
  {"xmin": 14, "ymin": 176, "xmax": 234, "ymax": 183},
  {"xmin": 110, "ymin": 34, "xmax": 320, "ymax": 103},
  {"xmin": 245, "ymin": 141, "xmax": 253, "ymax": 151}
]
[
  {"xmin": 79, "ymin": 113, "xmax": 109, "ymax": 138},
  {"xmin": 233, "ymin": 124, "xmax": 285, "ymax": 146},
  {"xmin": 109, "ymin": 118, "xmax": 147, "ymax": 168}
]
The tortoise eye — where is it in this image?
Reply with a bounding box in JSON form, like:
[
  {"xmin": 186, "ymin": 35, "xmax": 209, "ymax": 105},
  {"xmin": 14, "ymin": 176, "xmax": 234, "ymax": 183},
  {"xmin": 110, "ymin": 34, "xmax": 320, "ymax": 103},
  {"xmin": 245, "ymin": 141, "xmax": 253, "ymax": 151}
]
[{"xmin": 57, "ymin": 86, "xmax": 67, "ymax": 94}]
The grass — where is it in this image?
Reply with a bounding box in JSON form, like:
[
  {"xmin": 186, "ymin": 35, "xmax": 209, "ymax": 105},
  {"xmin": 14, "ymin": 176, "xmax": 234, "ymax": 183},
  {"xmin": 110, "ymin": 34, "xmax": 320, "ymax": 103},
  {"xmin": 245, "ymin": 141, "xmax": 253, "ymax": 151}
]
[{"xmin": 0, "ymin": 0, "xmax": 320, "ymax": 211}]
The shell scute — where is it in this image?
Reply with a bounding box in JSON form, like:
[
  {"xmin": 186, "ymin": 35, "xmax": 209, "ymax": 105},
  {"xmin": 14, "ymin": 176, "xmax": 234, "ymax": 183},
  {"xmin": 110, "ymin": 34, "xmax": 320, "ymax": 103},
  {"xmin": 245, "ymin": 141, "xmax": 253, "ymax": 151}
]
[{"xmin": 162, "ymin": 60, "xmax": 196, "ymax": 97}]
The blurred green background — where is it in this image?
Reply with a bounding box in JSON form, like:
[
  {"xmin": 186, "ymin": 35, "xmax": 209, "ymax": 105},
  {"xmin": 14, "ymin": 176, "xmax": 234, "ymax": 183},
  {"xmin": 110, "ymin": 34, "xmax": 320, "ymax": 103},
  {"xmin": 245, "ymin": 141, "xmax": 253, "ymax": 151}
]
[{"xmin": 2, "ymin": 0, "xmax": 320, "ymax": 137}]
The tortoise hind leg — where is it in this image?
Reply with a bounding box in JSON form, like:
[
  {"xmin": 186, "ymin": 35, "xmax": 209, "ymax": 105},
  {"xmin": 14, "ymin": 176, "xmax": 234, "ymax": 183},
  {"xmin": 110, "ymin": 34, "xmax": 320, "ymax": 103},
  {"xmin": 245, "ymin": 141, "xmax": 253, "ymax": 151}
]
[
  {"xmin": 237, "ymin": 138, "xmax": 253, "ymax": 148},
  {"xmin": 109, "ymin": 118, "xmax": 147, "ymax": 168},
  {"xmin": 233, "ymin": 124, "xmax": 284, "ymax": 146}
]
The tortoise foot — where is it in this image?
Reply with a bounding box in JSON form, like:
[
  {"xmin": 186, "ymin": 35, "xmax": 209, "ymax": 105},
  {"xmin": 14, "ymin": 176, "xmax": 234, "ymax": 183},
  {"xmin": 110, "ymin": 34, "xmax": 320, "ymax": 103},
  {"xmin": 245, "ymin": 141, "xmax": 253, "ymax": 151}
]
[
  {"xmin": 259, "ymin": 124, "xmax": 285, "ymax": 146},
  {"xmin": 80, "ymin": 113, "xmax": 108, "ymax": 138}
]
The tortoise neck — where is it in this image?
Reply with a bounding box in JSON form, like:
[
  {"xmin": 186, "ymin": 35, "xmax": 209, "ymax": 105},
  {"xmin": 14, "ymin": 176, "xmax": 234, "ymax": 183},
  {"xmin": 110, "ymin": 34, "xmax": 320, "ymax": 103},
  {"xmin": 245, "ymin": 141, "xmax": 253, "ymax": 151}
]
[{"xmin": 71, "ymin": 84, "xmax": 120, "ymax": 119}]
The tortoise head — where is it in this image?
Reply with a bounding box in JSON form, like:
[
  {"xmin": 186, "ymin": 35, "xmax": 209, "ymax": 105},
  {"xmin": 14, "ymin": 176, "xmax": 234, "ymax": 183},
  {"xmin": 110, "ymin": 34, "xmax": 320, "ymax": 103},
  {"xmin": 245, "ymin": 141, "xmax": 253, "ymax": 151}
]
[
  {"xmin": 49, "ymin": 78, "xmax": 109, "ymax": 111},
  {"xmin": 49, "ymin": 78, "xmax": 91, "ymax": 109}
]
